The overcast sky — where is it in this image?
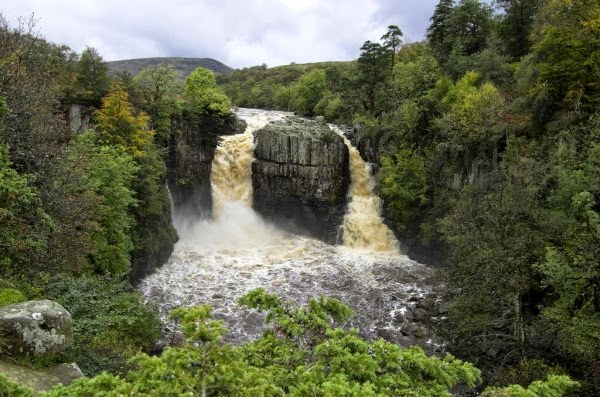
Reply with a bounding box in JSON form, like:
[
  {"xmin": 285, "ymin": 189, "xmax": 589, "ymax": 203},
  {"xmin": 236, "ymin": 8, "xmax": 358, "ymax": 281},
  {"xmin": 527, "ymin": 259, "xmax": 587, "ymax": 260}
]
[{"xmin": 2, "ymin": 0, "xmax": 441, "ymax": 69}]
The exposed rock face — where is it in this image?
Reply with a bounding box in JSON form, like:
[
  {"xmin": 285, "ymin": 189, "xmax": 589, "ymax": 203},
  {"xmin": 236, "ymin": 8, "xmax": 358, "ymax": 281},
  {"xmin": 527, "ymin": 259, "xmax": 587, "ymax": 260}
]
[
  {"xmin": 0, "ymin": 300, "xmax": 72, "ymax": 356},
  {"xmin": 67, "ymin": 104, "xmax": 91, "ymax": 133},
  {"xmin": 167, "ymin": 111, "xmax": 246, "ymax": 219},
  {"xmin": 252, "ymin": 117, "xmax": 349, "ymax": 243},
  {"xmin": 0, "ymin": 360, "xmax": 83, "ymax": 393}
]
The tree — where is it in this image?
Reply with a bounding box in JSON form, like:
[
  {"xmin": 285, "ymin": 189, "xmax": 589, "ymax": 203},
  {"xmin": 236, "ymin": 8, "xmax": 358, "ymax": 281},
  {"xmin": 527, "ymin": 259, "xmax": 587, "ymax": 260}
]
[
  {"xmin": 495, "ymin": 0, "xmax": 542, "ymax": 60},
  {"xmin": 434, "ymin": 71, "xmax": 505, "ymax": 176},
  {"xmin": 75, "ymin": 46, "xmax": 110, "ymax": 107},
  {"xmin": 377, "ymin": 150, "xmax": 428, "ymax": 230},
  {"xmin": 427, "ymin": 0, "xmax": 456, "ymax": 63},
  {"xmin": 0, "ymin": 14, "xmax": 76, "ymax": 174},
  {"xmin": 531, "ymin": 0, "xmax": 600, "ymax": 114},
  {"xmin": 94, "ymin": 82, "xmax": 155, "ymax": 158},
  {"xmin": 439, "ymin": 172, "xmax": 547, "ymax": 364},
  {"xmin": 62, "ymin": 133, "xmax": 138, "ymax": 276},
  {"xmin": 183, "ymin": 67, "xmax": 231, "ymax": 116},
  {"xmin": 381, "ymin": 24, "xmax": 403, "ymax": 71},
  {"xmin": 356, "ymin": 40, "xmax": 391, "ymax": 114},
  {"xmin": 134, "ymin": 64, "xmax": 182, "ymax": 147},
  {"xmin": 0, "ymin": 141, "xmax": 52, "ymax": 275},
  {"xmin": 290, "ymin": 68, "xmax": 327, "ymax": 116},
  {"xmin": 539, "ymin": 124, "xmax": 600, "ymax": 368},
  {"xmin": 449, "ymin": 0, "xmax": 494, "ymax": 56}
]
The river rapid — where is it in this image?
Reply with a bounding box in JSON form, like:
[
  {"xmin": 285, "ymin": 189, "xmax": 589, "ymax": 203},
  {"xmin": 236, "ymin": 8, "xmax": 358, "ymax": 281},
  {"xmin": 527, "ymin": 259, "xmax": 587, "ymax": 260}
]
[{"xmin": 139, "ymin": 108, "xmax": 440, "ymax": 348}]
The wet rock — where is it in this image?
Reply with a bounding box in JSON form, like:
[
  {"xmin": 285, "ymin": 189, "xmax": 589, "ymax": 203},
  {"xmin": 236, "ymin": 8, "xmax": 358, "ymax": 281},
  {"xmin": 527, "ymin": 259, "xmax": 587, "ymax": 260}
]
[
  {"xmin": 400, "ymin": 323, "xmax": 421, "ymax": 337},
  {"xmin": 417, "ymin": 297, "xmax": 436, "ymax": 311},
  {"xmin": 167, "ymin": 111, "xmax": 245, "ymax": 219},
  {"xmin": 438, "ymin": 302, "xmax": 449, "ymax": 315},
  {"xmin": 252, "ymin": 117, "xmax": 349, "ymax": 243},
  {"xmin": 0, "ymin": 300, "xmax": 72, "ymax": 356},
  {"xmin": 413, "ymin": 308, "xmax": 428, "ymax": 322}
]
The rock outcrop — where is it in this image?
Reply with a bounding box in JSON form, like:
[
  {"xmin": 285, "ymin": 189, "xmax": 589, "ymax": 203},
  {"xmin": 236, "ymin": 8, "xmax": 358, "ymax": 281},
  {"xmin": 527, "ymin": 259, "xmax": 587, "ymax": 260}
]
[
  {"xmin": 0, "ymin": 300, "xmax": 72, "ymax": 356},
  {"xmin": 0, "ymin": 360, "xmax": 84, "ymax": 393},
  {"xmin": 167, "ymin": 111, "xmax": 246, "ymax": 220},
  {"xmin": 252, "ymin": 117, "xmax": 349, "ymax": 243}
]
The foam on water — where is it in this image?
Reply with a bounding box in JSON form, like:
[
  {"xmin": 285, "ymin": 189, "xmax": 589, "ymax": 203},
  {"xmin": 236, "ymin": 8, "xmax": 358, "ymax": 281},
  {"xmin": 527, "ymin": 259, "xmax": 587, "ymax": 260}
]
[{"xmin": 140, "ymin": 109, "xmax": 436, "ymax": 345}]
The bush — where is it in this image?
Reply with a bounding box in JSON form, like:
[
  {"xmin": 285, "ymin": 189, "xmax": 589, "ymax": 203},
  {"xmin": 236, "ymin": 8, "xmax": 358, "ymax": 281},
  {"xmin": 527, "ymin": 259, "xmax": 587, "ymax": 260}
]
[
  {"xmin": 0, "ymin": 288, "xmax": 26, "ymax": 307},
  {"xmin": 43, "ymin": 275, "xmax": 161, "ymax": 376},
  {"xmin": 0, "ymin": 373, "xmax": 33, "ymax": 396},
  {"xmin": 44, "ymin": 289, "xmax": 482, "ymax": 396}
]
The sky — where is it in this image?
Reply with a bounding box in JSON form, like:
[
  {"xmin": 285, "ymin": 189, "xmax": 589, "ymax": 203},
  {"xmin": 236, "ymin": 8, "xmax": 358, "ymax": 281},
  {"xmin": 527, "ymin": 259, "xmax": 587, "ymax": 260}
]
[{"xmin": 2, "ymin": 0, "xmax": 440, "ymax": 69}]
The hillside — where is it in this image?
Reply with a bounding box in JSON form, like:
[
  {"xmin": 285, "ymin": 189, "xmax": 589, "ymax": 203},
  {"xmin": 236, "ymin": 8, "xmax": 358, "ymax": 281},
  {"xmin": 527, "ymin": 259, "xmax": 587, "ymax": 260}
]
[{"xmin": 107, "ymin": 57, "xmax": 233, "ymax": 77}]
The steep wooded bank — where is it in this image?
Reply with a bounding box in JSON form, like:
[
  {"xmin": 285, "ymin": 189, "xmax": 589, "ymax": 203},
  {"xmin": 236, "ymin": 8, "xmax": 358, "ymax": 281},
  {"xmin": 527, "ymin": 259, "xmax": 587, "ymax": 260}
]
[{"xmin": 218, "ymin": 0, "xmax": 600, "ymax": 393}]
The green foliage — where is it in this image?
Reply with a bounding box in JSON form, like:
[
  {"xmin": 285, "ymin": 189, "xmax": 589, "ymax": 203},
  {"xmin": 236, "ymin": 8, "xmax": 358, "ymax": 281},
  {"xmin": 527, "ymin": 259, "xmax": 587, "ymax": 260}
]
[
  {"xmin": 428, "ymin": 0, "xmax": 456, "ymax": 63},
  {"xmin": 531, "ymin": 0, "xmax": 600, "ymax": 113},
  {"xmin": 0, "ymin": 142, "xmax": 52, "ymax": 274},
  {"xmin": 357, "ymin": 40, "xmax": 392, "ymax": 114},
  {"xmin": 43, "ymin": 274, "xmax": 161, "ymax": 376},
  {"xmin": 95, "ymin": 82, "xmax": 155, "ymax": 158},
  {"xmin": 540, "ymin": 192, "xmax": 600, "ymax": 360},
  {"xmin": 0, "ymin": 373, "xmax": 34, "ymax": 397},
  {"xmin": 133, "ymin": 64, "xmax": 182, "ymax": 147},
  {"xmin": 434, "ymin": 71, "xmax": 505, "ymax": 174},
  {"xmin": 183, "ymin": 67, "xmax": 231, "ymax": 115},
  {"xmin": 428, "ymin": 0, "xmax": 494, "ymax": 66},
  {"xmin": 290, "ymin": 68, "xmax": 328, "ymax": 116},
  {"xmin": 495, "ymin": 0, "xmax": 542, "ymax": 60},
  {"xmin": 381, "ymin": 25, "xmax": 403, "ymax": 71},
  {"xmin": 0, "ymin": 287, "xmax": 26, "ymax": 307},
  {"xmin": 47, "ymin": 290, "xmax": 481, "ymax": 396},
  {"xmin": 439, "ymin": 162, "xmax": 548, "ymax": 360},
  {"xmin": 481, "ymin": 375, "xmax": 579, "ymax": 397},
  {"xmin": 63, "ymin": 132, "xmax": 139, "ymax": 276},
  {"xmin": 74, "ymin": 47, "xmax": 110, "ymax": 107},
  {"xmin": 42, "ymin": 372, "xmax": 131, "ymax": 397},
  {"xmin": 378, "ymin": 150, "xmax": 428, "ymax": 229}
]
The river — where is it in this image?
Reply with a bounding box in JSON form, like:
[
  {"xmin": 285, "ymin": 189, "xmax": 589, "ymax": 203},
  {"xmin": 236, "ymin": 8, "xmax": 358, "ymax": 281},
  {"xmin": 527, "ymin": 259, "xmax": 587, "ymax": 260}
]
[{"xmin": 139, "ymin": 108, "xmax": 440, "ymax": 348}]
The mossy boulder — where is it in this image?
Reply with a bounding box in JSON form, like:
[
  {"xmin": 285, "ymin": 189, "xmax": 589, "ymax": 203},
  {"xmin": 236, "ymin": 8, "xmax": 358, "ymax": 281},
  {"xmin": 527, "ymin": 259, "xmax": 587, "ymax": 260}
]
[{"xmin": 0, "ymin": 300, "xmax": 73, "ymax": 356}]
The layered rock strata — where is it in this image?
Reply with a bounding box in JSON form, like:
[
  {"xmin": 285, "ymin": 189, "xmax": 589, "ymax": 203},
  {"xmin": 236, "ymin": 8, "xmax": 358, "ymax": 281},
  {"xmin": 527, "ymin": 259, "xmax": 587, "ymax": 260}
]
[{"xmin": 252, "ymin": 117, "xmax": 349, "ymax": 243}]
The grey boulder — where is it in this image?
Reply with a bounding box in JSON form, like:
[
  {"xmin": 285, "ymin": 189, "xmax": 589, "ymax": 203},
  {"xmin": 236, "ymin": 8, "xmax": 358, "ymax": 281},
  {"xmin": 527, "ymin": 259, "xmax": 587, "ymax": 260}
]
[{"xmin": 0, "ymin": 299, "xmax": 73, "ymax": 356}]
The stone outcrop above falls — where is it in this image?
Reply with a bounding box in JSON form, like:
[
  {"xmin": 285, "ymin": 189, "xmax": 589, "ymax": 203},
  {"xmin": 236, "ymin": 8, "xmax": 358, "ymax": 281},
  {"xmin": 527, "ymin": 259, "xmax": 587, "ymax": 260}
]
[{"xmin": 252, "ymin": 117, "xmax": 349, "ymax": 243}]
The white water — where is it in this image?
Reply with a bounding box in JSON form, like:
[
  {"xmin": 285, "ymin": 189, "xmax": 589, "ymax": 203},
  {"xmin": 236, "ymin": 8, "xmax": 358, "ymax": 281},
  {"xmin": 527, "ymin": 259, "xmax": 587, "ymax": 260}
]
[
  {"xmin": 140, "ymin": 108, "xmax": 435, "ymax": 345},
  {"xmin": 330, "ymin": 125, "xmax": 398, "ymax": 252}
]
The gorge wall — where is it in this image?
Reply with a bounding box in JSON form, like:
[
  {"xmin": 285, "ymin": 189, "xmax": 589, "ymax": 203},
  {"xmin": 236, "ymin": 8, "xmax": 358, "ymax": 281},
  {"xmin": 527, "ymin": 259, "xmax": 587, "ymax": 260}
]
[
  {"xmin": 252, "ymin": 117, "xmax": 349, "ymax": 243},
  {"xmin": 166, "ymin": 110, "xmax": 246, "ymax": 220}
]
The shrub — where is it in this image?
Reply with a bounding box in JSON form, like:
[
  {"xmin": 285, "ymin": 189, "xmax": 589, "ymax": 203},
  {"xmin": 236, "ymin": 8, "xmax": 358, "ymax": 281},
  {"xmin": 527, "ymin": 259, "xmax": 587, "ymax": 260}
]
[
  {"xmin": 43, "ymin": 275, "xmax": 161, "ymax": 376},
  {"xmin": 0, "ymin": 288, "xmax": 26, "ymax": 307}
]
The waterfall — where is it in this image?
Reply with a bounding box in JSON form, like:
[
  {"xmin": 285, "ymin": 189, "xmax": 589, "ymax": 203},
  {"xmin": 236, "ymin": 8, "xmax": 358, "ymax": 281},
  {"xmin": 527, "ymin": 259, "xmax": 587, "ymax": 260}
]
[
  {"xmin": 175, "ymin": 109, "xmax": 287, "ymax": 250},
  {"xmin": 330, "ymin": 125, "xmax": 398, "ymax": 252},
  {"xmin": 140, "ymin": 109, "xmax": 435, "ymax": 349},
  {"xmin": 210, "ymin": 108, "xmax": 287, "ymax": 217}
]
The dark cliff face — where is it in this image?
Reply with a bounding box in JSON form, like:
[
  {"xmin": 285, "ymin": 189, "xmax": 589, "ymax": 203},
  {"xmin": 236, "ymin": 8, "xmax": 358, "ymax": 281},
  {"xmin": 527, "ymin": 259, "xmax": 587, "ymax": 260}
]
[
  {"xmin": 252, "ymin": 118, "xmax": 349, "ymax": 243},
  {"xmin": 166, "ymin": 111, "xmax": 245, "ymax": 220}
]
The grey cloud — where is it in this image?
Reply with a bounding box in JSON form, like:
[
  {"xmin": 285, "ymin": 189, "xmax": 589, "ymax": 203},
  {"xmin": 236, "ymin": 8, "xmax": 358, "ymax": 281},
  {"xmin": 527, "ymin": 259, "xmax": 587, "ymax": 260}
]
[{"xmin": 1, "ymin": 0, "xmax": 440, "ymax": 69}]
